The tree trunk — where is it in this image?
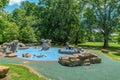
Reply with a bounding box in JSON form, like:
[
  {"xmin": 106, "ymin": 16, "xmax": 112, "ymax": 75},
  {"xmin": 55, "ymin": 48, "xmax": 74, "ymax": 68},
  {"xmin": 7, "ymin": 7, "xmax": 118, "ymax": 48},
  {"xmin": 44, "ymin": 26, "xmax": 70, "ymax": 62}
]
[
  {"xmin": 103, "ymin": 33, "xmax": 109, "ymax": 48},
  {"xmin": 74, "ymin": 27, "xmax": 80, "ymax": 45}
]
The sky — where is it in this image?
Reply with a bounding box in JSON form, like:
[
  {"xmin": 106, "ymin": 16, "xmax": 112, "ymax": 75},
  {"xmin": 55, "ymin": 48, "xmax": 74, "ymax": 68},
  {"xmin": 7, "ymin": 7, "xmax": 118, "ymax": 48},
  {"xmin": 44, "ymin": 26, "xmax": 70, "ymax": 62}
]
[{"xmin": 5, "ymin": 0, "xmax": 39, "ymax": 13}]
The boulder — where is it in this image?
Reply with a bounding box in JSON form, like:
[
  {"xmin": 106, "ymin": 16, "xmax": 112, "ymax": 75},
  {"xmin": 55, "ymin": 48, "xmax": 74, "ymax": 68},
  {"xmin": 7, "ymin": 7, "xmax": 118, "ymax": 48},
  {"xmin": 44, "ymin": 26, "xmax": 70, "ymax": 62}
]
[
  {"xmin": 101, "ymin": 49, "xmax": 109, "ymax": 54},
  {"xmin": 59, "ymin": 56, "xmax": 69, "ymax": 60},
  {"xmin": 22, "ymin": 53, "xmax": 31, "ymax": 58},
  {"xmin": 90, "ymin": 57, "xmax": 101, "ymax": 64},
  {"xmin": 83, "ymin": 59, "xmax": 90, "ymax": 66},
  {"xmin": 60, "ymin": 60, "xmax": 70, "ymax": 66},
  {"xmin": 6, "ymin": 51, "xmax": 13, "ymax": 54},
  {"xmin": 0, "ymin": 66, "xmax": 9, "ymax": 77},
  {"xmin": 18, "ymin": 42, "xmax": 26, "ymax": 47},
  {"xmin": 0, "ymin": 52, "xmax": 3, "ymax": 56},
  {"xmin": 66, "ymin": 42, "xmax": 74, "ymax": 50},
  {"xmin": 5, "ymin": 53, "xmax": 17, "ymax": 58},
  {"xmin": 69, "ymin": 59, "xmax": 81, "ymax": 66},
  {"xmin": 58, "ymin": 49, "xmax": 75, "ymax": 54},
  {"xmin": 0, "ymin": 49, "xmax": 3, "ymax": 52},
  {"xmin": 41, "ymin": 39, "xmax": 52, "ymax": 51}
]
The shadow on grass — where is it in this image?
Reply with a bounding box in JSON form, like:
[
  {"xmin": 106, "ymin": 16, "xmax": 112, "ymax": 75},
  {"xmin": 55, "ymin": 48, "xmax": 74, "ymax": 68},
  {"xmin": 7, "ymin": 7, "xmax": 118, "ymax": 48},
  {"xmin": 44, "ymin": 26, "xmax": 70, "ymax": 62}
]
[{"xmin": 113, "ymin": 52, "xmax": 120, "ymax": 56}]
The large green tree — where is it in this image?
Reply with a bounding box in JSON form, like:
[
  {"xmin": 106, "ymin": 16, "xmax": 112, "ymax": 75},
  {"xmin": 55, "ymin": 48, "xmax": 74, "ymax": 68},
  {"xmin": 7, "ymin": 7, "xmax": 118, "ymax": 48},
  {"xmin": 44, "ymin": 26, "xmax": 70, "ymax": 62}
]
[
  {"xmin": 11, "ymin": 1, "xmax": 37, "ymax": 43},
  {"xmin": 85, "ymin": 0, "xmax": 120, "ymax": 48},
  {"xmin": 38, "ymin": 0, "xmax": 80, "ymax": 44}
]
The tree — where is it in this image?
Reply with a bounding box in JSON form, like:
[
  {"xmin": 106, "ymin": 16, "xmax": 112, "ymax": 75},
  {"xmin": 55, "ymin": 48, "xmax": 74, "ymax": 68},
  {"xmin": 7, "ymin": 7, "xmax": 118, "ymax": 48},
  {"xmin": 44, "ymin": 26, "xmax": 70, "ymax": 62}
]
[
  {"xmin": 0, "ymin": 0, "xmax": 9, "ymax": 8},
  {"xmin": 20, "ymin": 26, "xmax": 37, "ymax": 43},
  {"xmin": 0, "ymin": 18, "xmax": 7, "ymax": 42},
  {"xmin": 11, "ymin": 1, "xmax": 37, "ymax": 43},
  {"xmin": 3, "ymin": 22, "xmax": 19, "ymax": 42},
  {"xmin": 20, "ymin": 1, "xmax": 37, "ymax": 16},
  {"xmin": 118, "ymin": 28, "xmax": 120, "ymax": 44},
  {"xmin": 85, "ymin": 0, "xmax": 120, "ymax": 48},
  {"xmin": 38, "ymin": 0, "xmax": 80, "ymax": 44}
]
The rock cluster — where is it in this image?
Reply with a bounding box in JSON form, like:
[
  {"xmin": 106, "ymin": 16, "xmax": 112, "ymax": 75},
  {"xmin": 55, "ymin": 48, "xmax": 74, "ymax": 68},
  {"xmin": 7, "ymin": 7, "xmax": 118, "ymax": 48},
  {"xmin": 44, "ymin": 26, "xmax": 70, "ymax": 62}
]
[
  {"xmin": 59, "ymin": 52, "xmax": 101, "ymax": 67},
  {"xmin": 0, "ymin": 66, "xmax": 9, "ymax": 77}
]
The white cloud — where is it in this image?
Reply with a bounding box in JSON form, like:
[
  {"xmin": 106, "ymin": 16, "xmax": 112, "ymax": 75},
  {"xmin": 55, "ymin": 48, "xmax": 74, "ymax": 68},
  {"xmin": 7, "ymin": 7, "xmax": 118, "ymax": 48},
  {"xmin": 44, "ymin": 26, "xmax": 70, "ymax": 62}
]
[{"xmin": 9, "ymin": 0, "xmax": 25, "ymax": 6}]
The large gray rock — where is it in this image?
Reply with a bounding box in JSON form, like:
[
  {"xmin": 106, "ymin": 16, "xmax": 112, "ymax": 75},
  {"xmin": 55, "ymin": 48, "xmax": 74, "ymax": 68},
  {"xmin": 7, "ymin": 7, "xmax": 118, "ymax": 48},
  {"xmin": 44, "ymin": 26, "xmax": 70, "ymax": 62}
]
[
  {"xmin": 2, "ymin": 40, "xmax": 19, "ymax": 54},
  {"xmin": 0, "ymin": 66, "xmax": 9, "ymax": 77},
  {"xmin": 41, "ymin": 39, "xmax": 51, "ymax": 51},
  {"xmin": 10, "ymin": 40, "xmax": 18, "ymax": 53},
  {"xmin": 66, "ymin": 42, "xmax": 74, "ymax": 50}
]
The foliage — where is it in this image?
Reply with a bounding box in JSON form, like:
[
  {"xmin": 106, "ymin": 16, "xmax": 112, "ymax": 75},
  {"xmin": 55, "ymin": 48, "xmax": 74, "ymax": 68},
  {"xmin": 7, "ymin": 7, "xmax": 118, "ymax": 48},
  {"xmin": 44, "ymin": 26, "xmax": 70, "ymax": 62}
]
[
  {"xmin": 0, "ymin": 0, "xmax": 9, "ymax": 8},
  {"xmin": 20, "ymin": 26, "xmax": 37, "ymax": 43},
  {"xmin": 38, "ymin": 0, "xmax": 80, "ymax": 43},
  {"xmin": 78, "ymin": 42, "xmax": 120, "ymax": 49},
  {"xmin": 118, "ymin": 31, "xmax": 120, "ymax": 44},
  {"xmin": 0, "ymin": 0, "xmax": 120, "ymax": 46},
  {"xmin": 3, "ymin": 22, "xmax": 19, "ymax": 42},
  {"xmin": 85, "ymin": 0, "xmax": 120, "ymax": 48},
  {"xmin": 11, "ymin": 1, "xmax": 37, "ymax": 43}
]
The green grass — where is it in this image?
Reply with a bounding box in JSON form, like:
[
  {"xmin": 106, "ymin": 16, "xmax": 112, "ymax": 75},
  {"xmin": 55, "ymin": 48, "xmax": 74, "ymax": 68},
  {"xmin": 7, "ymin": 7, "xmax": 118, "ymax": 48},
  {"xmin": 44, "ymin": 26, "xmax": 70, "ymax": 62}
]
[
  {"xmin": 107, "ymin": 52, "xmax": 120, "ymax": 61},
  {"xmin": 78, "ymin": 42, "xmax": 120, "ymax": 61},
  {"xmin": 78, "ymin": 42, "xmax": 120, "ymax": 49},
  {"xmin": 0, "ymin": 64, "xmax": 46, "ymax": 80}
]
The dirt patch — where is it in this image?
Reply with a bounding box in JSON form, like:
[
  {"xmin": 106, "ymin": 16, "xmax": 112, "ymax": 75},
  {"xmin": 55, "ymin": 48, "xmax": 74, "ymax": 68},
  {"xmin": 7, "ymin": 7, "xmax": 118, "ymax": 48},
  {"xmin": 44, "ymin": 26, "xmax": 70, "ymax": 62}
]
[{"xmin": 0, "ymin": 74, "xmax": 11, "ymax": 80}]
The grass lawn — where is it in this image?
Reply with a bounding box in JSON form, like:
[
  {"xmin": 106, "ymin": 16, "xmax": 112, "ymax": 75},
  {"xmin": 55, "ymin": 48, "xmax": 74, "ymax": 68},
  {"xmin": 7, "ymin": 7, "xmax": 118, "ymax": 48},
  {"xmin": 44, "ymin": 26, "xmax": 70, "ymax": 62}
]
[{"xmin": 0, "ymin": 64, "xmax": 46, "ymax": 80}]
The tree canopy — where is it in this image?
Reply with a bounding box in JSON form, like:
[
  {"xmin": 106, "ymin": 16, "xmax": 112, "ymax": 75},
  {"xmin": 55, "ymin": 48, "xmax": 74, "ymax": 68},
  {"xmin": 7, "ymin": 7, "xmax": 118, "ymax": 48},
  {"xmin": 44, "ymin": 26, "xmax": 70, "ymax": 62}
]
[{"xmin": 0, "ymin": 0, "xmax": 120, "ymax": 47}]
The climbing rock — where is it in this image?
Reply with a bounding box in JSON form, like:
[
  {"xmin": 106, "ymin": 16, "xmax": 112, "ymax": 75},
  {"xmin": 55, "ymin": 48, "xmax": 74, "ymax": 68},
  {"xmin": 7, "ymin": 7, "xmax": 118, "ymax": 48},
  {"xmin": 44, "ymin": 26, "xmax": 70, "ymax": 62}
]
[
  {"xmin": 83, "ymin": 59, "xmax": 90, "ymax": 66},
  {"xmin": 0, "ymin": 52, "xmax": 3, "ymax": 56},
  {"xmin": 59, "ymin": 51, "xmax": 101, "ymax": 67},
  {"xmin": 0, "ymin": 66, "xmax": 9, "ymax": 77},
  {"xmin": 90, "ymin": 57, "xmax": 101, "ymax": 64},
  {"xmin": 5, "ymin": 53, "xmax": 17, "ymax": 58},
  {"xmin": 18, "ymin": 42, "xmax": 26, "ymax": 47},
  {"xmin": 41, "ymin": 39, "xmax": 52, "ymax": 51}
]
